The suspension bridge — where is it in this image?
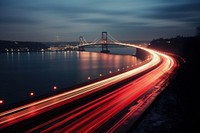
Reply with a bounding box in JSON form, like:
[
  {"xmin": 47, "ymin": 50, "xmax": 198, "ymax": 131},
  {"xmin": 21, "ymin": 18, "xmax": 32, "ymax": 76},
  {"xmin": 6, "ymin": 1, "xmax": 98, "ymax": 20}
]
[
  {"xmin": 47, "ymin": 32, "xmax": 146, "ymax": 57},
  {"xmin": 60, "ymin": 32, "xmax": 139, "ymax": 54}
]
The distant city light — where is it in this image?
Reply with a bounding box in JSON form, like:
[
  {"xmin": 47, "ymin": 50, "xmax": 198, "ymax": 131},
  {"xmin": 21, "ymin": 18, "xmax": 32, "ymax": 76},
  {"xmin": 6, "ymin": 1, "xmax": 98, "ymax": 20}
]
[{"xmin": 88, "ymin": 77, "xmax": 91, "ymax": 80}]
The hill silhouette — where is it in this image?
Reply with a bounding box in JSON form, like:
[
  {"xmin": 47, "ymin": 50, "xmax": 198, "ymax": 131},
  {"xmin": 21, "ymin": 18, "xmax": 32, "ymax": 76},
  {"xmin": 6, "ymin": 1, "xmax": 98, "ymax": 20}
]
[{"xmin": 0, "ymin": 40, "xmax": 48, "ymax": 52}]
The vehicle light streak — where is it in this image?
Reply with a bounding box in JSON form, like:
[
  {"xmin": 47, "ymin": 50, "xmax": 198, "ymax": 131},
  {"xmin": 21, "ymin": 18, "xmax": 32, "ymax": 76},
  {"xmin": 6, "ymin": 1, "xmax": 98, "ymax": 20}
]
[
  {"xmin": 56, "ymin": 55, "xmax": 174, "ymax": 133},
  {"xmin": 0, "ymin": 43, "xmax": 178, "ymax": 132}
]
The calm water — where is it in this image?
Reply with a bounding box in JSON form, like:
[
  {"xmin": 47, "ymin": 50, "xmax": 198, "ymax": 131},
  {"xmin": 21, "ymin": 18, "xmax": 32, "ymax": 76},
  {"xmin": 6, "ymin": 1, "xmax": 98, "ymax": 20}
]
[{"xmin": 0, "ymin": 47, "xmax": 142, "ymax": 106}]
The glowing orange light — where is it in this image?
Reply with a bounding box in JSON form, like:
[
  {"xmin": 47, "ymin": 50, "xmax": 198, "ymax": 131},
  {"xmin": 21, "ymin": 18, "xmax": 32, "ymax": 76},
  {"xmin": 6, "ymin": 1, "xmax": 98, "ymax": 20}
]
[{"xmin": 0, "ymin": 100, "xmax": 3, "ymax": 104}]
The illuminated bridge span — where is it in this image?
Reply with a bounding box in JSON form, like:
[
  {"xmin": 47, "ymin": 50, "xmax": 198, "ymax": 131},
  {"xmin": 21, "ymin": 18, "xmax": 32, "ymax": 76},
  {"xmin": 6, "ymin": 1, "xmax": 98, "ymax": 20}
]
[
  {"xmin": 0, "ymin": 32, "xmax": 180, "ymax": 133},
  {"xmin": 76, "ymin": 32, "xmax": 132, "ymax": 53}
]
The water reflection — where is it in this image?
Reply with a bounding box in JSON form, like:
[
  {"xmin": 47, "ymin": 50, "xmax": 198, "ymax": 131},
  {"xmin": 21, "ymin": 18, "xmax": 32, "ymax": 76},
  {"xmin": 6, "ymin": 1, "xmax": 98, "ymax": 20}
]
[{"xmin": 0, "ymin": 50, "xmax": 142, "ymax": 106}]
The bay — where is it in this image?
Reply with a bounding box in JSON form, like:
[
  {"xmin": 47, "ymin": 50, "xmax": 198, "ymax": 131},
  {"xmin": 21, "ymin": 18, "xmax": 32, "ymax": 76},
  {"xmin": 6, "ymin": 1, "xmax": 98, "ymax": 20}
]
[{"xmin": 0, "ymin": 47, "xmax": 142, "ymax": 106}]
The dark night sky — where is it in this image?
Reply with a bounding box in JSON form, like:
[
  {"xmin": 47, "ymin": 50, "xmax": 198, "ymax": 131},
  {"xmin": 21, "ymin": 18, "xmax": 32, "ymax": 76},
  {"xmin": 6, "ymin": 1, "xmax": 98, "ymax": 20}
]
[{"xmin": 0, "ymin": 0, "xmax": 200, "ymax": 42}]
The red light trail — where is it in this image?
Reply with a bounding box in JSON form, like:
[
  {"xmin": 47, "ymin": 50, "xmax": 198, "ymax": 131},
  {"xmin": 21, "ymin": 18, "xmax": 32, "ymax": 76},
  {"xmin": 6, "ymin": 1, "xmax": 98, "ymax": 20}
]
[{"xmin": 0, "ymin": 44, "xmax": 178, "ymax": 132}]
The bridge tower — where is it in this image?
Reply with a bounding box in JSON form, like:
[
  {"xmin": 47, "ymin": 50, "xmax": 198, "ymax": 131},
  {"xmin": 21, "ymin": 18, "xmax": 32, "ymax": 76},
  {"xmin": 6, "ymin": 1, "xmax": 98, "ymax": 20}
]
[
  {"xmin": 101, "ymin": 32, "xmax": 110, "ymax": 53},
  {"xmin": 78, "ymin": 36, "xmax": 85, "ymax": 51},
  {"xmin": 79, "ymin": 36, "xmax": 84, "ymax": 45}
]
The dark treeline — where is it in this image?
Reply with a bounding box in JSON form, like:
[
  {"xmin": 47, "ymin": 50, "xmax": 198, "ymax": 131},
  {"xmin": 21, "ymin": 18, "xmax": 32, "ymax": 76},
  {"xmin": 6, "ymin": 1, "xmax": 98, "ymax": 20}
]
[
  {"xmin": 0, "ymin": 40, "xmax": 48, "ymax": 52},
  {"xmin": 149, "ymin": 35, "xmax": 200, "ymax": 60}
]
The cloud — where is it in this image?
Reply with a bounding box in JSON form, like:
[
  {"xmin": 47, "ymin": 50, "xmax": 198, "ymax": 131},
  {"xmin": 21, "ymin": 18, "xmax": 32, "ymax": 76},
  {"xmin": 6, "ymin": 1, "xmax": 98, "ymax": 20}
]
[
  {"xmin": 0, "ymin": 16, "xmax": 40, "ymax": 25},
  {"xmin": 73, "ymin": 18, "xmax": 116, "ymax": 24},
  {"xmin": 139, "ymin": 1, "xmax": 200, "ymax": 26},
  {"xmin": 0, "ymin": 0, "xmax": 199, "ymax": 41}
]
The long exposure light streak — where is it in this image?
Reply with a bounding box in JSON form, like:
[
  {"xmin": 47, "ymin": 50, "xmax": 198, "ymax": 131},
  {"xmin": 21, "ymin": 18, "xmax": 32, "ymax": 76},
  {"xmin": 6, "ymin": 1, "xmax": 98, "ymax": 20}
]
[{"xmin": 0, "ymin": 43, "xmax": 178, "ymax": 132}]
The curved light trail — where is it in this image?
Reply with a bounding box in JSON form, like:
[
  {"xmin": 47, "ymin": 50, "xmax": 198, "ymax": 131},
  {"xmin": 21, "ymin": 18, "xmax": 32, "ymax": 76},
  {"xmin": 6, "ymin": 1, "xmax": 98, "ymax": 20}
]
[{"xmin": 0, "ymin": 43, "xmax": 178, "ymax": 132}]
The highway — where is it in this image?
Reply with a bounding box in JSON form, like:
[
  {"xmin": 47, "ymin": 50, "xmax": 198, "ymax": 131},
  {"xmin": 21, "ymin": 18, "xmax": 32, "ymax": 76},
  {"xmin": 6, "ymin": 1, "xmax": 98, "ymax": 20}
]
[{"xmin": 0, "ymin": 44, "xmax": 178, "ymax": 132}]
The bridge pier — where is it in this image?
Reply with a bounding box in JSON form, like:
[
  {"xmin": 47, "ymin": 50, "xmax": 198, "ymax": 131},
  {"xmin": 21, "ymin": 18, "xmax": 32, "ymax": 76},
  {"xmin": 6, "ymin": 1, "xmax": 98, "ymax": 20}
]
[
  {"xmin": 101, "ymin": 44, "xmax": 110, "ymax": 53},
  {"xmin": 101, "ymin": 32, "xmax": 110, "ymax": 53},
  {"xmin": 78, "ymin": 46, "xmax": 85, "ymax": 51}
]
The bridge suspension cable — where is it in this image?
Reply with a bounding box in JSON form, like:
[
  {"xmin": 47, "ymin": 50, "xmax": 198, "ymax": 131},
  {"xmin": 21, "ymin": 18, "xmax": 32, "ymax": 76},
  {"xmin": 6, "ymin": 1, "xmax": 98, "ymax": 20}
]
[
  {"xmin": 91, "ymin": 35, "xmax": 101, "ymax": 44},
  {"xmin": 91, "ymin": 32, "xmax": 121, "ymax": 44},
  {"xmin": 107, "ymin": 32, "xmax": 121, "ymax": 44},
  {"xmin": 78, "ymin": 32, "xmax": 123, "ymax": 47}
]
